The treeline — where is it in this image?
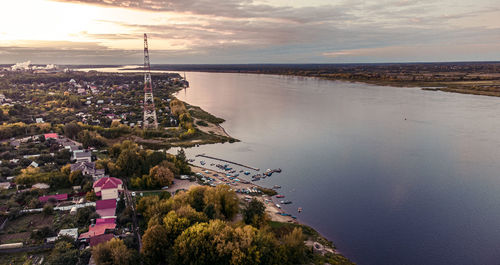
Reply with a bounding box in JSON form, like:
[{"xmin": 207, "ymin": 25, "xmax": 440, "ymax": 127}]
[
  {"xmin": 97, "ymin": 140, "xmax": 190, "ymax": 189},
  {"xmin": 136, "ymin": 185, "xmax": 310, "ymax": 265}
]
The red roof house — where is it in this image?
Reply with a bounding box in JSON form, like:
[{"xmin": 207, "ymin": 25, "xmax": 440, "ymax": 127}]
[
  {"xmin": 89, "ymin": 233, "xmax": 114, "ymax": 247},
  {"xmin": 39, "ymin": 193, "xmax": 68, "ymax": 202},
  {"xmin": 96, "ymin": 218, "xmax": 116, "ymax": 224},
  {"xmin": 93, "ymin": 177, "xmax": 123, "ymax": 200},
  {"xmin": 44, "ymin": 133, "xmax": 58, "ymax": 140},
  {"xmin": 79, "ymin": 222, "xmax": 116, "ymax": 240},
  {"xmin": 96, "ymin": 199, "xmax": 116, "ymax": 218}
]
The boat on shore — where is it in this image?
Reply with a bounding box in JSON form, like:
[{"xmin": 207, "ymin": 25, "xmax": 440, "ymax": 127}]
[{"xmin": 273, "ymin": 185, "xmax": 281, "ymax": 189}]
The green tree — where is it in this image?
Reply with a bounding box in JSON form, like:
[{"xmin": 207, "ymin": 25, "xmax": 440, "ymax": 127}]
[
  {"xmin": 64, "ymin": 122, "xmax": 81, "ymax": 140},
  {"xmin": 46, "ymin": 241, "xmax": 79, "ymax": 265},
  {"xmin": 117, "ymin": 148, "xmax": 142, "ymax": 178},
  {"xmin": 69, "ymin": 170, "xmax": 84, "ymax": 185},
  {"xmin": 43, "ymin": 204, "xmax": 54, "ymax": 215},
  {"xmin": 242, "ymin": 198, "xmax": 266, "ymax": 227}
]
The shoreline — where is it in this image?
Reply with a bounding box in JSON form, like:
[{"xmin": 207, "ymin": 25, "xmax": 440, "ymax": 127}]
[{"xmin": 187, "ymin": 165, "xmax": 343, "ymax": 257}]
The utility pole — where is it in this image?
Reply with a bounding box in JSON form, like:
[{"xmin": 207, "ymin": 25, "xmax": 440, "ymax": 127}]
[{"xmin": 143, "ymin": 33, "xmax": 158, "ymax": 129}]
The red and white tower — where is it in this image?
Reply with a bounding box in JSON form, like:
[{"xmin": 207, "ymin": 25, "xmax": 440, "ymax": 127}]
[{"xmin": 143, "ymin": 33, "xmax": 158, "ymax": 129}]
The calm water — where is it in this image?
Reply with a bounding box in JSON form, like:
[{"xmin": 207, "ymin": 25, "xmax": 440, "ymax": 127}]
[
  {"xmin": 174, "ymin": 72, "xmax": 500, "ymax": 265},
  {"xmin": 85, "ymin": 67, "xmax": 500, "ymax": 264}
]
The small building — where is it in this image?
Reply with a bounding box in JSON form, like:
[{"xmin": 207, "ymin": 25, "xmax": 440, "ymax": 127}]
[
  {"xmin": 29, "ymin": 161, "xmax": 39, "ymax": 168},
  {"xmin": 78, "ymin": 221, "xmax": 116, "ymax": 243},
  {"xmin": 93, "ymin": 177, "xmax": 123, "ymax": 200},
  {"xmin": 95, "ymin": 199, "xmax": 117, "ymax": 218},
  {"xmin": 73, "ymin": 151, "xmax": 92, "ymax": 163},
  {"xmin": 32, "ymin": 183, "xmax": 50, "ymax": 190},
  {"xmin": 35, "ymin": 118, "xmax": 44, "ymax": 123},
  {"xmin": 58, "ymin": 228, "xmax": 78, "ymax": 241},
  {"xmin": 44, "ymin": 133, "xmax": 58, "ymax": 140},
  {"xmin": 0, "ymin": 182, "xmax": 12, "ymax": 190},
  {"xmin": 39, "ymin": 193, "xmax": 68, "ymax": 203},
  {"xmin": 71, "ymin": 162, "xmax": 105, "ymax": 180}
]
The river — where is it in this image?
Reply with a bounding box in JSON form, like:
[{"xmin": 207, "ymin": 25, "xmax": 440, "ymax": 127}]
[{"xmin": 83, "ymin": 67, "xmax": 500, "ymax": 265}]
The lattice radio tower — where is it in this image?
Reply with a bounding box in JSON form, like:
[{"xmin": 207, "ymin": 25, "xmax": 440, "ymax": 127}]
[{"xmin": 143, "ymin": 33, "xmax": 158, "ymax": 129}]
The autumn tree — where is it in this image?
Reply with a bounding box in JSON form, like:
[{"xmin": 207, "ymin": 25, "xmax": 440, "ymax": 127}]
[
  {"xmin": 92, "ymin": 238, "xmax": 135, "ymax": 265},
  {"xmin": 204, "ymin": 185, "xmax": 239, "ymax": 220}
]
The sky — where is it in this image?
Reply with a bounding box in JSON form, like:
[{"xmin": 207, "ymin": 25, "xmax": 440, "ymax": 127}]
[{"xmin": 0, "ymin": 0, "xmax": 500, "ymax": 64}]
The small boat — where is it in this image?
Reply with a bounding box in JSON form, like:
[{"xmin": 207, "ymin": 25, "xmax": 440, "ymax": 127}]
[
  {"xmin": 276, "ymin": 195, "xmax": 285, "ymax": 198},
  {"xmin": 275, "ymin": 204, "xmax": 281, "ymax": 209},
  {"xmin": 244, "ymin": 171, "xmax": 250, "ymax": 175},
  {"xmin": 280, "ymin": 200, "xmax": 292, "ymax": 204},
  {"xmin": 298, "ymin": 207, "xmax": 302, "ymax": 213},
  {"xmin": 273, "ymin": 185, "xmax": 281, "ymax": 189}
]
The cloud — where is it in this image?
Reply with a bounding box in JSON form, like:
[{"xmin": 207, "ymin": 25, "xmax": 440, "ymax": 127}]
[{"xmin": 1, "ymin": 0, "xmax": 499, "ymax": 63}]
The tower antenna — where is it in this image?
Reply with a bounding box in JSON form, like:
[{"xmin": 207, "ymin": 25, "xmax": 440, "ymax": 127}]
[{"xmin": 143, "ymin": 33, "xmax": 158, "ymax": 129}]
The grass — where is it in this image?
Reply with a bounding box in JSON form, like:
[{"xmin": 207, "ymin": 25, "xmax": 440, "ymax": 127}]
[
  {"xmin": 0, "ymin": 249, "xmax": 50, "ymax": 265},
  {"xmin": 187, "ymin": 105, "xmax": 225, "ymax": 124},
  {"xmin": 258, "ymin": 187, "xmax": 278, "ymax": 196},
  {"xmin": 2, "ymin": 213, "xmax": 53, "ymax": 234}
]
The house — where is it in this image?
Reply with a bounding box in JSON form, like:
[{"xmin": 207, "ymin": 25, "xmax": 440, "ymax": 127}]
[
  {"xmin": 35, "ymin": 118, "xmax": 44, "ymax": 123},
  {"xmin": 39, "ymin": 193, "xmax": 68, "ymax": 203},
  {"xmin": 71, "ymin": 162, "xmax": 105, "ymax": 180},
  {"xmin": 44, "ymin": 133, "xmax": 58, "ymax": 140},
  {"xmin": 29, "ymin": 161, "xmax": 39, "ymax": 168},
  {"xmin": 79, "ymin": 221, "xmax": 116, "ymax": 242},
  {"xmin": 95, "ymin": 199, "xmax": 117, "ymax": 218},
  {"xmin": 32, "ymin": 183, "xmax": 50, "ymax": 190},
  {"xmin": 93, "ymin": 177, "xmax": 123, "ymax": 200},
  {"xmin": 58, "ymin": 228, "xmax": 78, "ymax": 241},
  {"xmin": 73, "ymin": 151, "xmax": 92, "ymax": 163},
  {"xmin": 0, "ymin": 182, "xmax": 12, "ymax": 190},
  {"xmin": 89, "ymin": 233, "xmax": 114, "ymax": 247}
]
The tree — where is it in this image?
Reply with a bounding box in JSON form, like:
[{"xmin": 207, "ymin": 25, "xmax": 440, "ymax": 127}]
[
  {"xmin": 64, "ymin": 122, "xmax": 81, "ymax": 140},
  {"xmin": 92, "ymin": 238, "xmax": 135, "ymax": 265},
  {"xmin": 69, "ymin": 170, "xmax": 84, "ymax": 185},
  {"xmin": 242, "ymin": 198, "xmax": 266, "ymax": 227},
  {"xmin": 204, "ymin": 185, "xmax": 239, "ymax": 220},
  {"xmin": 149, "ymin": 165, "xmax": 174, "ymax": 188},
  {"xmin": 174, "ymin": 149, "xmax": 191, "ymax": 175},
  {"xmin": 281, "ymin": 227, "xmax": 307, "ymax": 264},
  {"xmin": 86, "ymin": 191, "xmax": 97, "ymax": 202},
  {"xmin": 141, "ymin": 225, "xmax": 169, "ymax": 265},
  {"xmin": 117, "ymin": 148, "xmax": 142, "ymax": 178},
  {"xmin": 43, "ymin": 204, "xmax": 54, "ymax": 215},
  {"xmin": 47, "ymin": 241, "xmax": 79, "ymax": 265}
]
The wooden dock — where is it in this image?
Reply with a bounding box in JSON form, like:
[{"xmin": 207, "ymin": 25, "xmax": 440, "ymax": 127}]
[{"xmin": 195, "ymin": 154, "xmax": 260, "ymax": 171}]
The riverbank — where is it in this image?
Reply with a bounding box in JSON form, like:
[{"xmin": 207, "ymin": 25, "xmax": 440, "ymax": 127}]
[
  {"xmin": 130, "ymin": 63, "xmax": 500, "ymax": 98},
  {"xmin": 188, "ymin": 165, "xmax": 350, "ymax": 262}
]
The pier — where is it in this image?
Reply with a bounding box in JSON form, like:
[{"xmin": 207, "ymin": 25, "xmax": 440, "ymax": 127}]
[{"xmin": 195, "ymin": 154, "xmax": 260, "ymax": 171}]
